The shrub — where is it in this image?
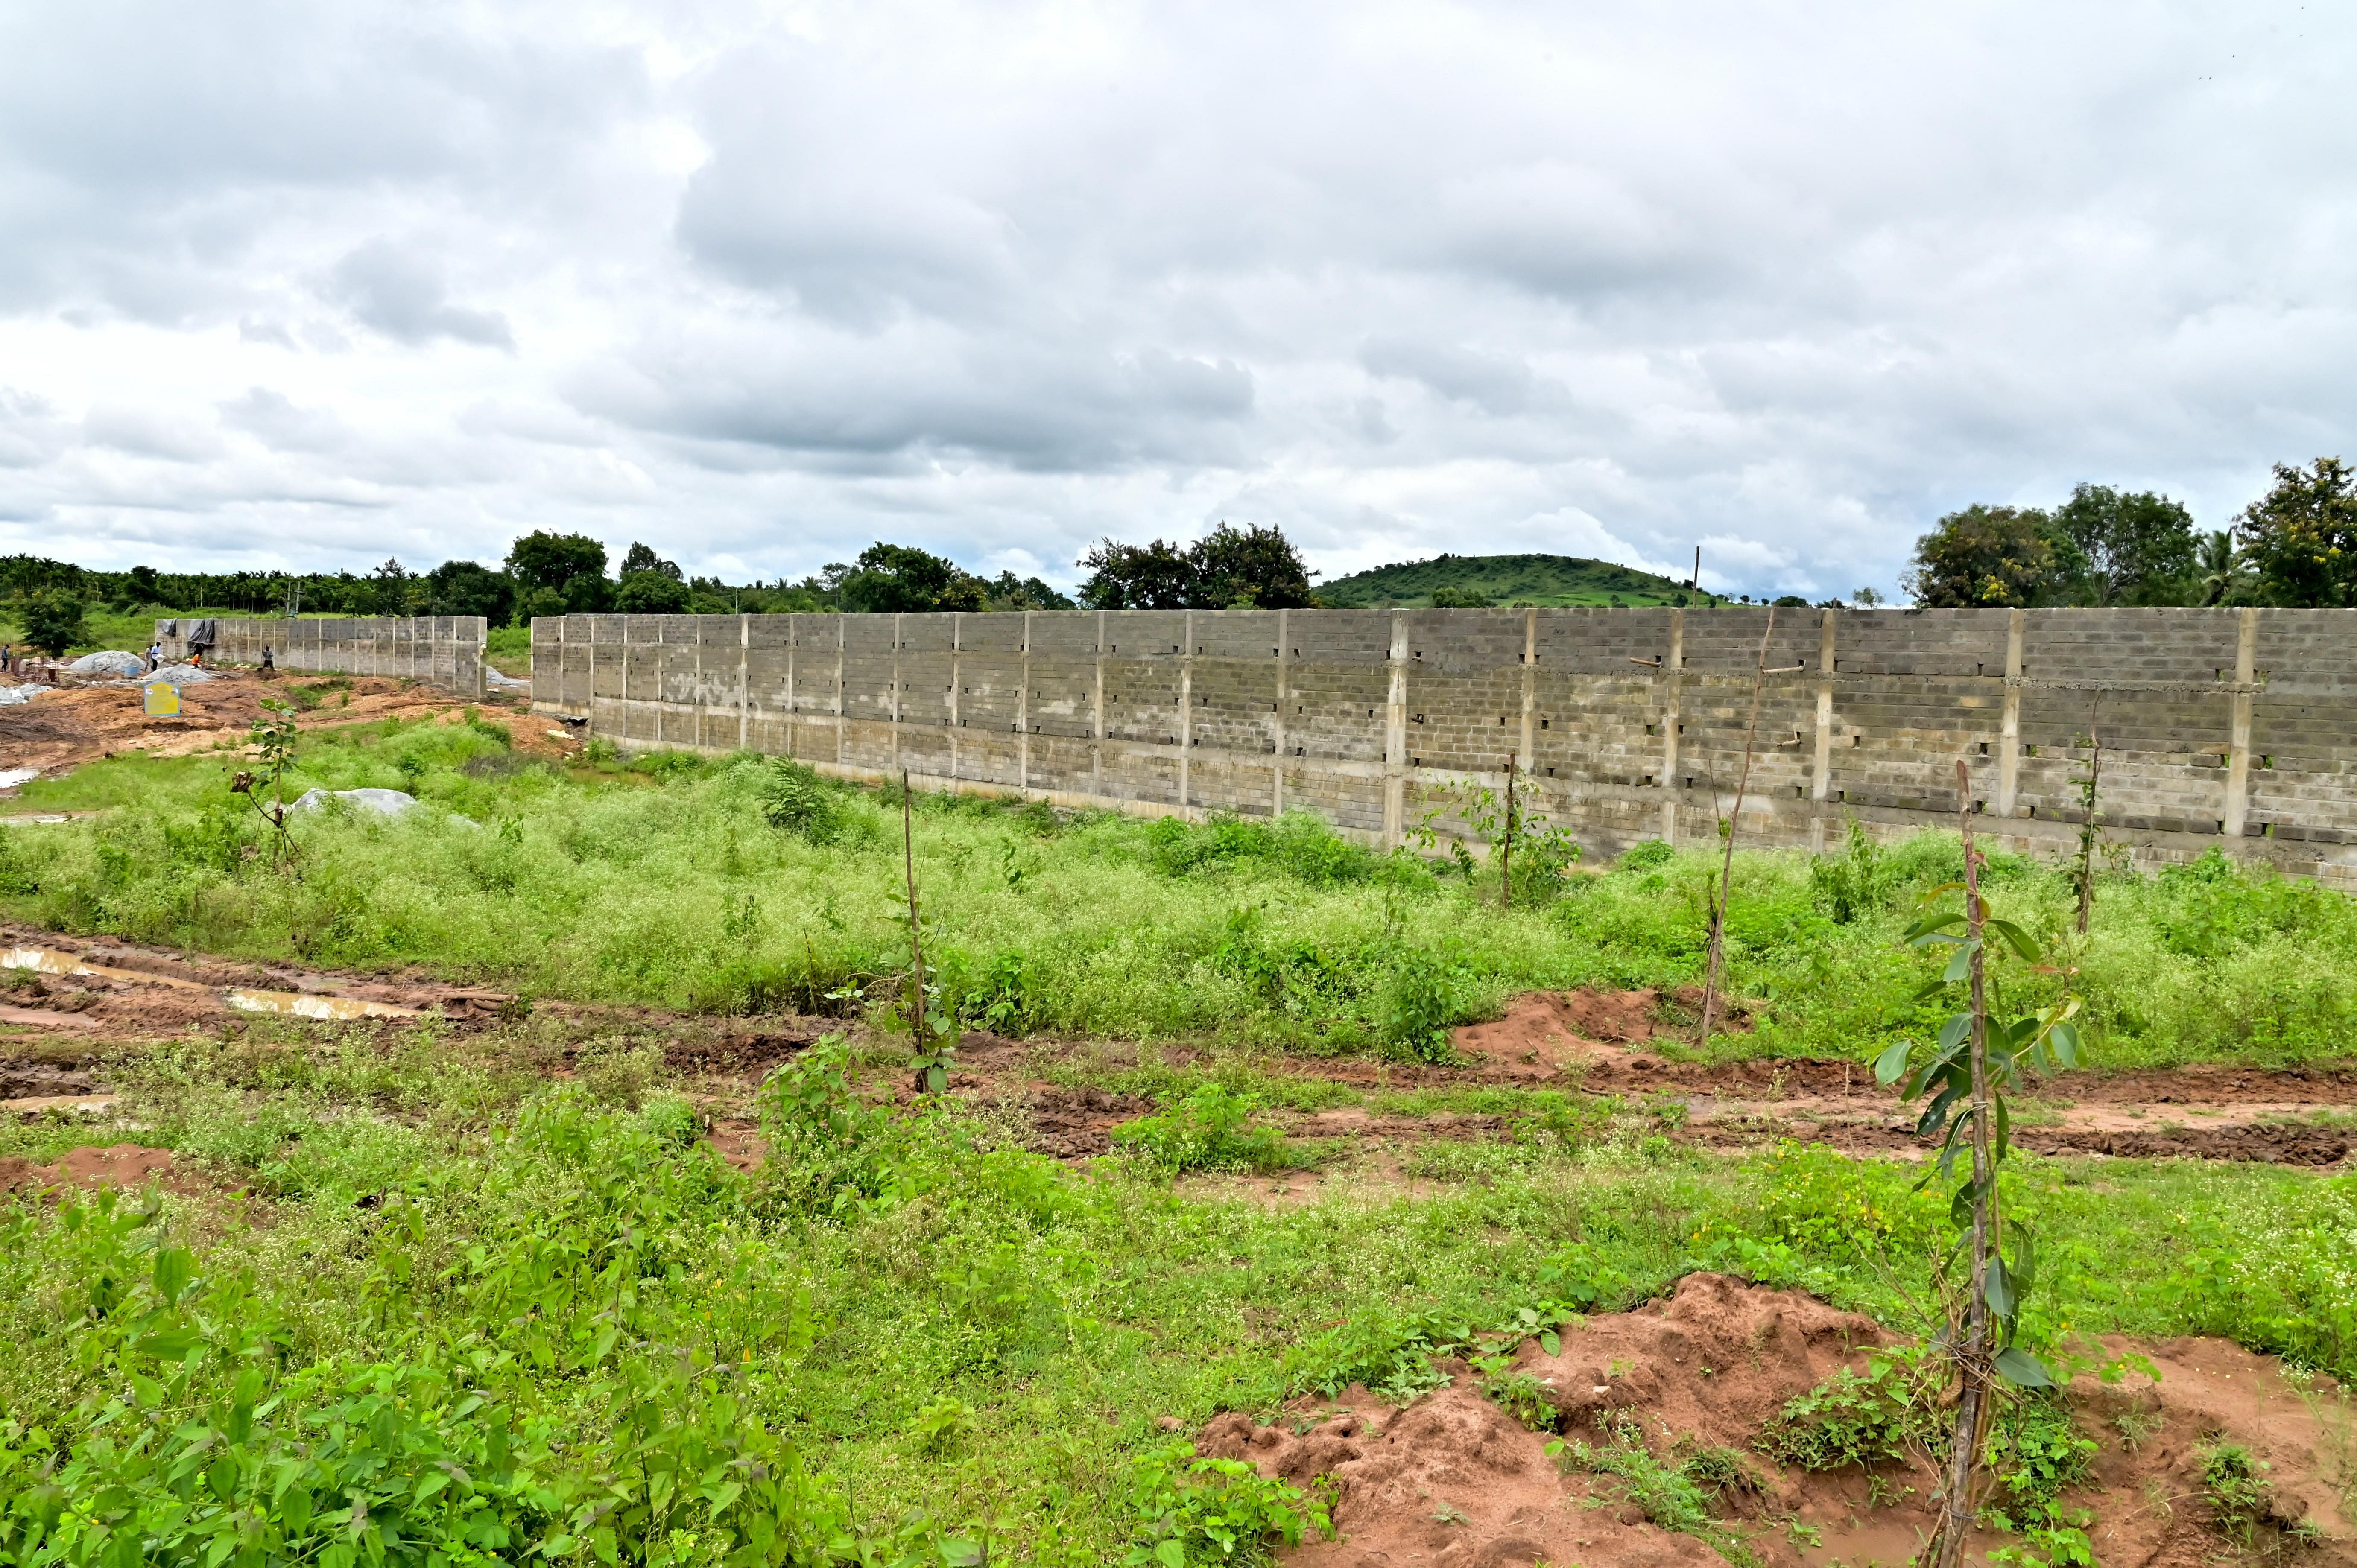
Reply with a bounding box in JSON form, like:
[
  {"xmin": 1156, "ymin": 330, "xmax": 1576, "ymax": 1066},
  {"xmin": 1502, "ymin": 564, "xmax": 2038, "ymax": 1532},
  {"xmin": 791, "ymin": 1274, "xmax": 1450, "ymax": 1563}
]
[
  {"xmin": 1376, "ymin": 943, "xmax": 1479, "ymax": 1062},
  {"xmin": 1123, "ymin": 1442, "xmax": 1331, "ymax": 1566},
  {"xmin": 1113, "ymin": 1085, "xmax": 1291, "ymax": 1174},
  {"xmin": 759, "ymin": 759, "xmax": 846, "ymax": 842},
  {"xmin": 1757, "ymin": 1352, "xmax": 1944, "ymax": 1471}
]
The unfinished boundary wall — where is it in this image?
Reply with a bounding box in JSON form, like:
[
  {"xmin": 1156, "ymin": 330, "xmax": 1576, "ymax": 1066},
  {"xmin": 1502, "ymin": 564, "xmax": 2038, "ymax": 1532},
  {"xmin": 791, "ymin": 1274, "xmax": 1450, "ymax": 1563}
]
[
  {"xmin": 530, "ymin": 607, "xmax": 2357, "ymax": 887},
  {"xmin": 155, "ymin": 617, "xmax": 487, "ymax": 698}
]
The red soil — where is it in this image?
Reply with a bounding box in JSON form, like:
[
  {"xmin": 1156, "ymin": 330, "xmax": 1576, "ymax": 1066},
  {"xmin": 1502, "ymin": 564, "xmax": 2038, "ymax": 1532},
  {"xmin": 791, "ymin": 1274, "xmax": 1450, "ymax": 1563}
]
[{"xmin": 1202, "ymin": 1274, "xmax": 2357, "ymax": 1568}]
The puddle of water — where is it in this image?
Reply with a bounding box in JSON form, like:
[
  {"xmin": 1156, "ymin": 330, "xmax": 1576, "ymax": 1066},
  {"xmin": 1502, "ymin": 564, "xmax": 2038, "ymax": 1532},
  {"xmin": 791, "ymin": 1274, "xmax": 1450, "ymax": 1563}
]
[
  {"xmin": 0, "ymin": 815, "xmax": 71, "ymax": 825},
  {"xmin": 1, "ymin": 945, "xmax": 209, "ymax": 990},
  {"xmin": 228, "ymin": 989, "xmax": 420, "ymax": 1021},
  {"xmin": 0, "ymin": 767, "xmax": 39, "ymax": 789}
]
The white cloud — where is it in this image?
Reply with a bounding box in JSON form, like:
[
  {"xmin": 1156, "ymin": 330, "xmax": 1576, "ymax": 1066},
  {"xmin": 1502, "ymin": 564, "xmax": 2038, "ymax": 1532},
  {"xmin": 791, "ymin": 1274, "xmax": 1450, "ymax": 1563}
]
[{"xmin": 0, "ymin": 0, "xmax": 2349, "ymax": 597}]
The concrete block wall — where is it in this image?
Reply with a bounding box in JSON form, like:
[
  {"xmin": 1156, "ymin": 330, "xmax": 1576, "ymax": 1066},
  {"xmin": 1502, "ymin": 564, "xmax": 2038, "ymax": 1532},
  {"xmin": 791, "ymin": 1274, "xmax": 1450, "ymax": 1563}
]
[
  {"xmin": 156, "ymin": 617, "xmax": 487, "ymax": 698},
  {"xmin": 531, "ymin": 606, "xmax": 2357, "ymax": 887}
]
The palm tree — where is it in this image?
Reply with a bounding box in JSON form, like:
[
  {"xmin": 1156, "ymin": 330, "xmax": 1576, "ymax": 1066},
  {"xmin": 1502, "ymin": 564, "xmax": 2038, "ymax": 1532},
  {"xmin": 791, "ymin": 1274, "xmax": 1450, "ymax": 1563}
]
[{"xmin": 2196, "ymin": 531, "xmax": 2248, "ymax": 606}]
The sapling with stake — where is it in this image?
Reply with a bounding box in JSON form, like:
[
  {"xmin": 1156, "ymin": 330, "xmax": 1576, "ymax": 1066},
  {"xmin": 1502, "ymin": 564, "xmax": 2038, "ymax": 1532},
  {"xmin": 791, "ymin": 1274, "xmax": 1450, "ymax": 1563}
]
[
  {"xmin": 1698, "ymin": 608, "xmax": 1804, "ymax": 1042},
  {"xmin": 1875, "ymin": 760, "xmax": 2084, "ymax": 1568},
  {"xmin": 900, "ymin": 769, "xmax": 956, "ymax": 1093},
  {"xmin": 2074, "ymin": 689, "xmax": 2104, "ymax": 935},
  {"xmin": 228, "ymin": 697, "xmax": 301, "ymax": 871}
]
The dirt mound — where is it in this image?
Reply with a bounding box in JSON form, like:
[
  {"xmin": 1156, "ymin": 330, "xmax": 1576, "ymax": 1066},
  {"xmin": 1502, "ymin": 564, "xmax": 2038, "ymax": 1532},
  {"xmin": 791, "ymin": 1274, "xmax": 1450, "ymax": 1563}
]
[
  {"xmin": 1201, "ymin": 1274, "xmax": 2357, "ymax": 1568},
  {"xmin": 1021, "ymin": 1085, "xmax": 1152, "ymax": 1157},
  {"xmin": 0, "ymin": 1142, "xmax": 176, "ymax": 1194},
  {"xmin": 0, "ymin": 669, "xmax": 532, "ymax": 776}
]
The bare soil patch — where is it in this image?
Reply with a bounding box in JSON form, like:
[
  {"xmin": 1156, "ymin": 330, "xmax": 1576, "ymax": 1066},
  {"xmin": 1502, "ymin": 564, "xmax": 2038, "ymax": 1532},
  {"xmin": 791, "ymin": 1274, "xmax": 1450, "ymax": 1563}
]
[
  {"xmin": 0, "ymin": 670, "xmax": 540, "ymax": 778},
  {"xmin": 1201, "ymin": 1273, "xmax": 2356, "ymax": 1568}
]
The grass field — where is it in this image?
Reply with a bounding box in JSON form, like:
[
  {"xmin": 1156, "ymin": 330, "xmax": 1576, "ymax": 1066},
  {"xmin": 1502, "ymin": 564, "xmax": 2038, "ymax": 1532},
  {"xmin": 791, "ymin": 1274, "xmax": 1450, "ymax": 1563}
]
[
  {"xmin": 5, "ymin": 713, "xmax": 2356, "ymax": 1565},
  {"xmin": 5, "ymin": 718, "xmax": 2353, "ymax": 1069},
  {"xmin": 2, "ymin": 1013, "xmax": 2350, "ymax": 1563}
]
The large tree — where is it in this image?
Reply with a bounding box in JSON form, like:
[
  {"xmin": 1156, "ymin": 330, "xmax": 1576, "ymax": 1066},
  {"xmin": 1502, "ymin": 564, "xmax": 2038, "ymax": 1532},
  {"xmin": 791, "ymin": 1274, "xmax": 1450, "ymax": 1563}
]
[
  {"xmin": 424, "ymin": 560, "xmax": 518, "ymax": 624},
  {"xmin": 505, "ymin": 531, "xmax": 608, "ymax": 595},
  {"xmin": 836, "ymin": 543, "xmax": 988, "ymax": 614},
  {"xmin": 2048, "ymin": 484, "xmax": 2199, "ymax": 605},
  {"xmin": 1903, "ymin": 505, "xmax": 2059, "ymax": 608},
  {"xmin": 15, "ymin": 589, "xmax": 88, "ymax": 656},
  {"xmin": 2235, "ymin": 456, "xmax": 2357, "ymax": 608},
  {"xmin": 619, "ymin": 542, "xmax": 682, "ymax": 581},
  {"xmin": 1077, "ymin": 522, "xmax": 1314, "ymax": 610},
  {"xmin": 615, "ymin": 571, "xmax": 692, "ymax": 613},
  {"xmin": 1191, "ymin": 522, "xmax": 1315, "ymax": 609}
]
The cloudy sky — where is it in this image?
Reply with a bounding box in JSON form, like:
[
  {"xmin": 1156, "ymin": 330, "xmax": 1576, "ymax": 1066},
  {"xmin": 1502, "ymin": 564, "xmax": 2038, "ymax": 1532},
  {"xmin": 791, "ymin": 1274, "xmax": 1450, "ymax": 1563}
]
[{"xmin": 0, "ymin": 1, "xmax": 2348, "ymax": 599}]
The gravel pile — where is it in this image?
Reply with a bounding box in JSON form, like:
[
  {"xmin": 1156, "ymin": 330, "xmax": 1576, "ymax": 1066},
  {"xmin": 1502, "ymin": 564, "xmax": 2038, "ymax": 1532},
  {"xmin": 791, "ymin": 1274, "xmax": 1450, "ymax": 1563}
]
[
  {"xmin": 288, "ymin": 788, "xmax": 418, "ymax": 817},
  {"xmin": 68, "ymin": 650, "xmax": 147, "ymax": 678},
  {"xmin": 140, "ymin": 665, "xmax": 216, "ymax": 686},
  {"xmin": 0, "ymin": 683, "xmax": 51, "ymax": 706}
]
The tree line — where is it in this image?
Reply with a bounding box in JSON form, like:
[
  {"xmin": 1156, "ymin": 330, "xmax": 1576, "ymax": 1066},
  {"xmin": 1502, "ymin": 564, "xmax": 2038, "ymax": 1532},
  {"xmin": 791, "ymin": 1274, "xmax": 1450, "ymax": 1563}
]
[
  {"xmin": 1903, "ymin": 456, "xmax": 2357, "ymax": 609},
  {"xmin": 0, "ymin": 523, "xmax": 1321, "ymax": 654}
]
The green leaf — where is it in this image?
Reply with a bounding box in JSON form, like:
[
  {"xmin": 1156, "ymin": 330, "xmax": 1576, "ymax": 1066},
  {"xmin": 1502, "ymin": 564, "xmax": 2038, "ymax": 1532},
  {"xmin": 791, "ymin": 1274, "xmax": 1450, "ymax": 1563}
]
[
  {"xmin": 2048, "ymin": 1020, "xmax": 2081, "ymax": 1069},
  {"xmin": 133, "ymin": 1326, "xmax": 204, "ymax": 1361},
  {"xmin": 1994, "ymin": 1347, "xmax": 2055, "ymax": 1387},
  {"xmin": 1984, "ymin": 1256, "xmax": 2012, "ymax": 1319},
  {"xmin": 1995, "ymin": 1094, "xmax": 2010, "ymax": 1161},
  {"xmin": 283, "ymin": 1486, "xmax": 313, "ymax": 1534},
  {"xmin": 1942, "ymin": 941, "xmax": 1977, "ymax": 985},
  {"xmin": 1156, "ymin": 1542, "xmax": 1185, "ymax": 1568},
  {"xmin": 1540, "ymin": 1330, "xmax": 1561, "ymax": 1356},
  {"xmin": 415, "ymin": 1470, "xmax": 450, "ymax": 1504},
  {"xmin": 1873, "ymin": 1039, "xmax": 1914, "ymax": 1086},
  {"xmin": 1937, "ymin": 1013, "xmax": 1972, "ymax": 1053},
  {"xmin": 1985, "ymin": 917, "xmax": 2042, "ymax": 962},
  {"xmin": 1904, "ymin": 906, "xmax": 1966, "ymax": 942},
  {"xmin": 153, "ymin": 1246, "xmax": 193, "ymax": 1306},
  {"xmin": 2012, "ymin": 1225, "xmax": 2038, "ymax": 1302}
]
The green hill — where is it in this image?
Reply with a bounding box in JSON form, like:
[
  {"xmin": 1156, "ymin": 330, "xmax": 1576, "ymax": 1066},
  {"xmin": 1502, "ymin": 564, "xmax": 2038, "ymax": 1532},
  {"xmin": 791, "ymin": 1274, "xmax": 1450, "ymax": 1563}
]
[{"xmin": 1316, "ymin": 552, "xmax": 1701, "ymax": 609}]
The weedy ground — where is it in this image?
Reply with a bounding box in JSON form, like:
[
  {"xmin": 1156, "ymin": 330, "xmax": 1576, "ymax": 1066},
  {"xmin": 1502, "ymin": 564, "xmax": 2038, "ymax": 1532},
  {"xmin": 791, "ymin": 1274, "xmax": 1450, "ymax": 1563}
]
[
  {"xmin": 3, "ymin": 717, "xmax": 2357, "ymax": 1564},
  {"xmin": 5, "ymin": 719, "xmax": 2356, "ymax": 1067}
]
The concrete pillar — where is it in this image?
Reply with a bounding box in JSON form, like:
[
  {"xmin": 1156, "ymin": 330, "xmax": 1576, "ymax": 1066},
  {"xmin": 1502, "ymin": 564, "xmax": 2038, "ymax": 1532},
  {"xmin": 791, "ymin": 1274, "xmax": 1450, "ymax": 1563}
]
[
  {"xmin": 785, "ymin": 616, "xmax": 799, "ymax": 758},
  {"xmin": 1021, "ymin": 611, "xmax": 1033, "ymax": 794},
  {"xmin": 1811, "ymin": 608, "xmax": 1838, "ymax": 852},
  {"xmin": 834, "ymin": 615, "xmax": 846, "ymax": 768},
  {"xmin": 890, "ymin": 613, "xmax": 903, "ymax": 770},
  {"xmin": 950, "ymin": 613, "xmax": 963, "ymax": 784},
  {"xmin": 1178, "ymin": 610, "xmax": 1193, "ymax": 814},
  {"xmin": 1383, "ymin": 612, "xmax": 1408, "ymax": 848},
  {"xmin": 1518, "ymin": 607, "xmax": 1538, "ymax": 768},
  {"xmin": 2225, "ymin": 608, "xmax": 2258, "ymax": 838},
  {"xmin": 1660, "ymin": 608, "xmax": 1684, "ymax": 844},
  {"xmin": 1996, "ymin": 608, "xmax": 2025, "ymax": 820},
  {"xmin": 1092, "ymin": 609, "xmax": 1106, "ymax": 799},
  {"xmin": 1272, "ymin": 608, "xmax": 1287, "ymax": 816},
  {"xmin": 737, "ymin": 614, "xmax": 750, "ymax": 750}
]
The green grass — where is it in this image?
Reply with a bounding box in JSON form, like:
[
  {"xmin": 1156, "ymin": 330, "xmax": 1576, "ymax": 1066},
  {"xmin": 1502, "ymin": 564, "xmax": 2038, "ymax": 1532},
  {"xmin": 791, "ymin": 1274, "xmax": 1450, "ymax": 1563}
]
[
  {"xmin": 1316, "ymin": 552, "xmax": 1698, "ymax": 608},
  {"xmin": 486, "ymin": 624, "xmax": 532, "ymax": 675},
  {"xmin": 3, "ymin": 726, "xmax": 2355, "ymax": 1069},
  {"xmin": 2, "ymin": 1022, "xmax": 2353, "ymax": 1563}
]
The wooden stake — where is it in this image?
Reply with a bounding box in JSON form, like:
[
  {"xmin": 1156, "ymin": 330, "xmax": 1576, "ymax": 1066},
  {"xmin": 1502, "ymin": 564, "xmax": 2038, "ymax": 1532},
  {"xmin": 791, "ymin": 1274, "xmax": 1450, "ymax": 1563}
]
[
  {"xmin": 1932, "ymin": 758, "xmax": 2000, "ymax": 1568},
  {"xmin": 1699, "ymin": 608, "xmax": 1804, "ymax": 1043},
  {"xmin": 1501, "ymin": 754, "xmax": 1517, "ymax": 909},
  {"xmin": 902, "ymin": 769, "xmax": 926, "ymax": 1031}
]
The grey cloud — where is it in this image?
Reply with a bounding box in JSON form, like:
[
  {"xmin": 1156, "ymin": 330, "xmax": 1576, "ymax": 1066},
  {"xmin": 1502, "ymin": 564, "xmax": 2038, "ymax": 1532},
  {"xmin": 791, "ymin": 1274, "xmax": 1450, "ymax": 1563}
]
[
  {"xmin": 83, "ymin": 403, "xmax": 225, "ymax": 462},
  {"xmin": 0, "ymin": 2, "xmax": 2353, "ymax": 599},
  {"xmin": 0, "ymin": 389, "xmax": 70, "ymax": 468},
  {"xmin": 328, "ymin": 241, "xmax": 514, "ymax": 348},
  {"xmin": 1360, "ymin": 336, "xmax": 1536, "ymax": 417},
  {"xmin": 219, "ymin": 387, "xmax": 352, "ymax": 453}
]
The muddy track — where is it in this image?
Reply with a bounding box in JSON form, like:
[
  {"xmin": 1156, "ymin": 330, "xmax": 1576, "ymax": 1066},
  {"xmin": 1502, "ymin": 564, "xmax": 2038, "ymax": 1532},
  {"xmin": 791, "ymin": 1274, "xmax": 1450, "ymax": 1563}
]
[{"xmin": 3, "ymin": 939, "xmax": 2351, "ymax": 1169}]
